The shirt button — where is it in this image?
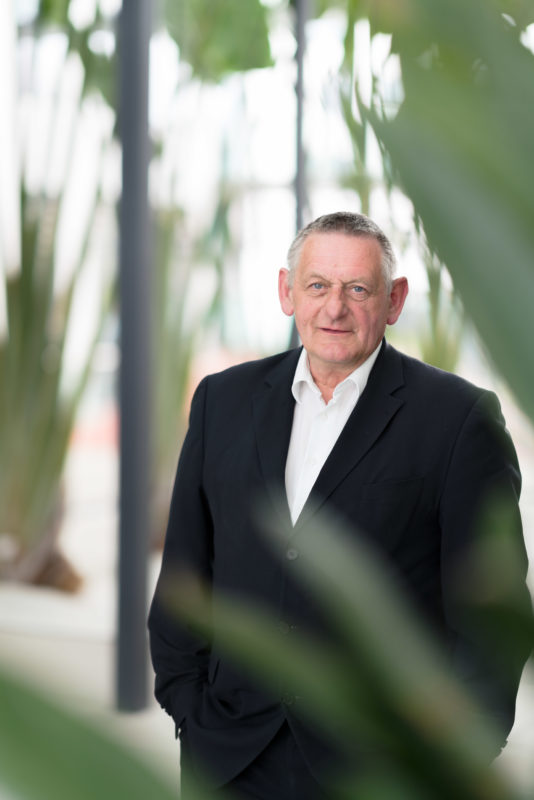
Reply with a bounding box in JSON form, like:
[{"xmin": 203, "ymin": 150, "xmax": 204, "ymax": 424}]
[{"xmin": 286, "ymin": 548, "xmax": 298, "ymax": 561}]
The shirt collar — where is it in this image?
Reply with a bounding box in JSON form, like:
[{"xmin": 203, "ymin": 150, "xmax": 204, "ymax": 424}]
[{"xmin": 291, "ymin": 340, "xmax": 383, "ymax": 404}]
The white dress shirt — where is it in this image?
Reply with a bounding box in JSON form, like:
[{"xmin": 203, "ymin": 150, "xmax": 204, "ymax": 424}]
[{"xmin": 285, "ymin": 343, "xmax": 382, "ymax": 524}]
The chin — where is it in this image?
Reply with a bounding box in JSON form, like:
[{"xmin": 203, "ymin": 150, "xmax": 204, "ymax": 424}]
[{"xmin": 319, "ymin": 350, "xmax": 361, "ymax": 367}]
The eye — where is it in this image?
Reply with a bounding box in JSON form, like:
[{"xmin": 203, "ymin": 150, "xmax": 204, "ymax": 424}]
[
  {"xmin": 349, "ymin": 285, "xmax": 368, "ymax": 299},
  {"xmin": 310, "ymin": 282, "xmax": 324, "ymax": 290}
]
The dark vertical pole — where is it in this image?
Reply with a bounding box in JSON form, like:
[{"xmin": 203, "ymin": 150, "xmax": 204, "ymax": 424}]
[
  {"xmin": 291, "ymin": 0, "xmax": 309, "ymax": 348},
  {"xmin": 294, "ymin": 0, "xmax": 309, "ymax": 232},
  {"xmin": 117, "ymin": 0, "xmax": 151, "ymax": 711}
]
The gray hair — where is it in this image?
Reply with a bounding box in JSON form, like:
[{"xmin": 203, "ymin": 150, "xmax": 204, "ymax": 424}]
[{"xmin": 286, "ymin": 211, "xmax": 396, "ymax": 289}]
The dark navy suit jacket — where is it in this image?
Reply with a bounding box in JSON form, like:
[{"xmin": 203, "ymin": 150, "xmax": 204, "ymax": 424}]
[{"xmin": 148, "ymin": 341, "xmax": 531, "ymax": 787}]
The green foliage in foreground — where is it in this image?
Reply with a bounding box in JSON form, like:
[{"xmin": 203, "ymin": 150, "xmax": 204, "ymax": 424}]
[
  {"xmin": 0, "ymin": 668, "xmax": 177, "ymax": 800},
  {"xmin": 1, "ymin": 500, "xmax": 530, "ymax": 800},
  {"xmin": 170, "ymin": 500, "xmax": 532, "ymax": 800},
  {"xmin": 356, "ymin": 0, "xmax": 534, "ymax": 419}
]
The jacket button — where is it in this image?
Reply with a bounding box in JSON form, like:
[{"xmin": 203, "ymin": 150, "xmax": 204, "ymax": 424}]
[
  {"xmin": 281, "ymin": 692, "xmax": 296, "ymax": 706},
  {"xmin": 278, "ymin": 621, "xmax": 291, "ymax": 635},
  {"xmin": 286, "ymin": 547, "xmax": 298, "ymax": 561}
]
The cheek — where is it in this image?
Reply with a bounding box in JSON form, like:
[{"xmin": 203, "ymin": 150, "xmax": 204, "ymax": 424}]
[
  {"xmin": 295, "ymin": 300, "xmax": 316, "ymax": 325},
  {"xmin": 359, "ymin": 306, "xmax": 387, "ymax": 330}
]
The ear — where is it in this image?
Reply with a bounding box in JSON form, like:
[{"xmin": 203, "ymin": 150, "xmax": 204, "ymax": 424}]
[
  {"xmin": 386, "ymin": 277, "xmax": 409, "ymax": 325},
  {"xmin": 278, "ymin": 268, "xmax": 294, "ymax": 317}
]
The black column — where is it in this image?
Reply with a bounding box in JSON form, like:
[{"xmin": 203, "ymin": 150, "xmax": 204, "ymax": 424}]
[
  {"xmin": 117, "ymin": 0, "xmax": 151, "ymax": 711},
  {"xmin": 290, "ymin": 0, "xmax": 309, "ymax": 348},
  {"xmin": 295, "ymin": 0, "xmax": 309, "ymax": 233}
]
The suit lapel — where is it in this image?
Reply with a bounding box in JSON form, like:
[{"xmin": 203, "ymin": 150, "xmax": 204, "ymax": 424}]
[
  {"xmin": 295, "ymin": 342, "xmax": 405, "ymax": 528},
  {"xmin": 252, "ymin": 348, "xmax": 300, "ymax": 525}
]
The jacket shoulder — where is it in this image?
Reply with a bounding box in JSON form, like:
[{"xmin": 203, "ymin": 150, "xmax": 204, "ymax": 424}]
[
  {"xmin": 389, "ymin": 345, "xmax": 486, "ymax": 404},
  {"xmin": 202, "ymin": 348, "xmax": 299, "ymax": 392}
]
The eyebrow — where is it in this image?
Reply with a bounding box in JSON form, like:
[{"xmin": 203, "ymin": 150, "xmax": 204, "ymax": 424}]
[{"xmin": 304, "ymin": 272, "xmax": 375, "ymax": 288}]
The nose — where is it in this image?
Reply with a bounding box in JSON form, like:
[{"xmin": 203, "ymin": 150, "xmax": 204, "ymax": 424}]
[{"xmin": 324, "ymin": 285, "xmax": 347, "ymax": 320}]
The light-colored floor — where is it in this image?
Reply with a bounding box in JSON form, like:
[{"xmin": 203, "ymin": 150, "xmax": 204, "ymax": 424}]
[{"xmin": 2, "ymin": 375, "xmax": 534, "ymax": 797}]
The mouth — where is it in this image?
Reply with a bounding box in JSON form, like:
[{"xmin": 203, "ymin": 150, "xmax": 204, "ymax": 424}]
[{"xmin": 319, "ymin": 327, "xmax": 352, "ymax": 335}]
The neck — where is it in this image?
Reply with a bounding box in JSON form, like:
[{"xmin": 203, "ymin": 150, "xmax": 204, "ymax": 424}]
[{"xmin": 309, "ymin": 366, "xmax": 353, "ymax": 404}]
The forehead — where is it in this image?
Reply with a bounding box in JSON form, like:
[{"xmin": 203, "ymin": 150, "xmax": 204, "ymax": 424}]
[{"xmin": 297, "ymin": 232, "xmax": 383, "ymax": 280}]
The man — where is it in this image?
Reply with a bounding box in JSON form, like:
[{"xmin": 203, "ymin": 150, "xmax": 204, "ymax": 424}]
[{"xmin": 148, "ymin": 212, "xmax": 531, "ymax": 798}]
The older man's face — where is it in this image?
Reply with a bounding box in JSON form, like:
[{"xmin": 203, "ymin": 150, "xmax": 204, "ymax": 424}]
[{"xmin": 278, "ymin": 232, "xmax": 408, "ymax": 385}]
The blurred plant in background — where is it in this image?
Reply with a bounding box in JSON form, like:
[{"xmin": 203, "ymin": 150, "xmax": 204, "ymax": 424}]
[
  {"xmin": 150, "ymin": 0, "xmax": 272, "ymax": 543},
  {"xmin": 21, "ymin": 0, "xmax": 117, "ymax": 108},
  {"xmin": 0, "ymin": 0, "xmax": 275, "ymax": 570},
  {"xmin": 415, "ymin": 220, "xmax": 465, "ymax": 372},
  {"xmin": 327, "ymin": 0, "xmax": 467, "ymax": 371},
  {"xmin": 355, "ymin": 0, "xmax": 534, "ymax": 417},
  {"xmin": 164, "ymin": 0, "xmax": 272, "ymax": 81},
  {"xmin": 151, "ymin": 204, "xmax": 196, "ymax": 545},
  {"xmin": 0, "ymin": 1, "xmax": 116, "ymax": 589}
]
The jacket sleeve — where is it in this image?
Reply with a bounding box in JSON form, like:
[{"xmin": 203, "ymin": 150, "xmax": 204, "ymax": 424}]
[
  {"xmin": 439, "ymin": 390, "xmax": 532, "ymax": 746},
  {"xmin": 148, "ymin": 377, "xmax": 213, "ymax": 732}
]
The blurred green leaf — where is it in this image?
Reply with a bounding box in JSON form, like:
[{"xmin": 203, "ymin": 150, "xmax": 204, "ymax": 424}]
[
  {"xmin": 168, "ymin": 500, "xmax": 529, "ymax": 799},
  {"xmin": 164, "ymin": 0, "xmax": 272, "ymax": 82},
  {"xmin": 36, "ymin": 0, "xmax": 70, "ymax": 27},
  {"xmin": 260, "ymin": 508, "xmax": 506, "ymax": 769},
  {"xmin": 30, "ymin": 3, "xmax": 116, "ymax": 109},
  {"xmin": 165, "ymin": 572, "xmax": 383, "ymax": 748},
  {"xmin": 357, "ymin": 0, "xmax": 534, "ymax": 419},
  {"xmin": 151, "ymin": 206, "xmax": 201, "ymax": 543},
  {"xmin": 1, "ymin": 36, "xmax": 112, "ymax": 581},
  {"xmin": 0, "ymin": 186, "xmax": 109, "ymax": 581},
  {"xmin": 71, "ymin": 15, "xmax": 117, "ymax": 109},
  {"xmin": 417, "ymin": 237, "xmax": 465, "ymax": 372},
  {"xmin": 0, "ymin": 667, "xmax": 177, "ymax": 800},
  {"xmin": 492, "ymin": 0, "xmax": 534, "ymax": 28}
]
